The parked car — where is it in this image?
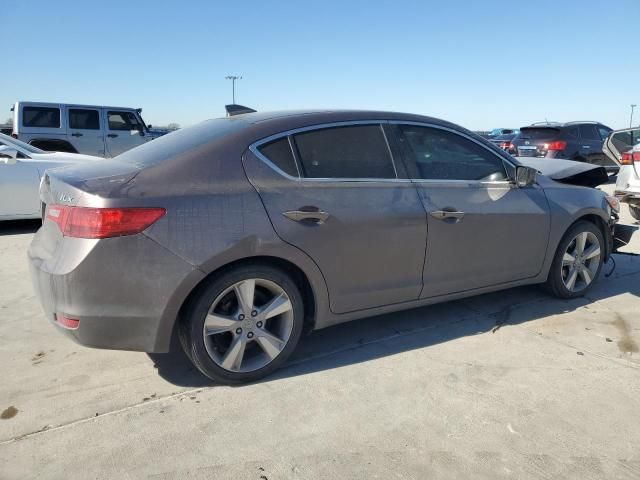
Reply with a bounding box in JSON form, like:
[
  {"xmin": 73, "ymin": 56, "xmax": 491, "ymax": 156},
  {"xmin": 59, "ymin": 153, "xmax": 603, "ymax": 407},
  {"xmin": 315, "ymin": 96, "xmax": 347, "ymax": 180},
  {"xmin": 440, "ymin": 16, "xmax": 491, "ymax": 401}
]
[
  {"xmin": 11, "ymin": 101, "xmax": 154, "ymax": 157},
  {"xmin": 511, "ymin": 121, "xmax": 618, "ymax": 173},
  {"xmin": 0, "ymin": 133, "xmax": 100, "ymax": 220},
  {"xmin": 487, "ymin": 133, "xmax": 517, "ymax": 152},
  {"xmin": 0, "ymin": 123, "xmax": 12, "ymax": 135},
  {"xmin": 603, "ymin": 127, "xmax": 640, "ymax": 220},
  {"xmin": 28, "ymin": 110, "xmax": 618, "ymax": 384}
]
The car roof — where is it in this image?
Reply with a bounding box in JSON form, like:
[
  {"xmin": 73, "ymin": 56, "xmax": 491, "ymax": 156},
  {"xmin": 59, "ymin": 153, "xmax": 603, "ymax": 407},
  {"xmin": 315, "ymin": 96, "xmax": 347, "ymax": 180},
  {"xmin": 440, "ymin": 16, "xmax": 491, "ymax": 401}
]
[
  {"xmin": 14, "ymin": 101, "xmax": 139, "ymax": 111},
  {"xmin": 523, "ymin": 121, "xmax": 605, "ymax": 128}
]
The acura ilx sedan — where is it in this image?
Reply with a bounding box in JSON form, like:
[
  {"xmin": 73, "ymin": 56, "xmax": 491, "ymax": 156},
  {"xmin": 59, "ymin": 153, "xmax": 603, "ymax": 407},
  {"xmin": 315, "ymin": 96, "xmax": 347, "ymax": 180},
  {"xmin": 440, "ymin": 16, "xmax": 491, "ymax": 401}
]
[{"xmin": 29, "ymin": 110, "xmax": 619, "ymax": 383}]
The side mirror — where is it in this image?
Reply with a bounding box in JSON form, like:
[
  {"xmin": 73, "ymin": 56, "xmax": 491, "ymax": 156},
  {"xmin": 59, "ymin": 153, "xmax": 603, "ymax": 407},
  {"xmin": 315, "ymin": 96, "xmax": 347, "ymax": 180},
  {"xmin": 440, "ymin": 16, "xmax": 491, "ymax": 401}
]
[{"xmin": 515, "ymin": 166, "xmax": 537, "ymax": 187}]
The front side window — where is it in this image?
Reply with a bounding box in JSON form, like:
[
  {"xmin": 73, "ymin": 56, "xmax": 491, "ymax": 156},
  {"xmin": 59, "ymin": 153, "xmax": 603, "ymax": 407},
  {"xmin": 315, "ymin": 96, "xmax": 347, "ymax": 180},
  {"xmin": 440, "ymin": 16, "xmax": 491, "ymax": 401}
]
[
  {"xmin": 399, "ymin": 125, "xmax": 508, "ymax": 181},
  {"xmin": 597, "ymin": 126, "xmax": 612, "ymax": 141},
  {"xmin": 23, "ymin": 106, "xmax": 60, "ymax": 128},
  {"xmin": 69, "ymin": 109, "xmax": 100, "ymax": 130},
  {"xmin": 292, "ymin": 124, "xmax": 396, "ymax": 179},
  {"xmin": 108, "ymin": 111, "xmax": 141, "ymax": 131}
]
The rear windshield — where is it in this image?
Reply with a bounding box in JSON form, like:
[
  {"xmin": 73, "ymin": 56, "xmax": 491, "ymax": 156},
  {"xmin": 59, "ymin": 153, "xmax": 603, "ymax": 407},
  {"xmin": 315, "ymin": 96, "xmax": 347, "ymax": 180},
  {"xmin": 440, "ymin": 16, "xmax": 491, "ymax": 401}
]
[
  {"xmin": 518, "ymin": 128, "xmax": 560, "ymax": 140},
  {"xmin": 115, "ymin": 118, "xmax": 247, "ymax": 166}
]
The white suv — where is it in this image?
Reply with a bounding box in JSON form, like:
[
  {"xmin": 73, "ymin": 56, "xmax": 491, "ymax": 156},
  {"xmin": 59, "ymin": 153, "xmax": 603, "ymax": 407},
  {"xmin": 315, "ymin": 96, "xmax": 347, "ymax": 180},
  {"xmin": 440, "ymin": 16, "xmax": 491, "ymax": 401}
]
[
  {"xmin": 603, "ymin": 127, "xmax": 640, "ymax": 220},
  {"xmin": 11, "ymin": 101, "xmax": 154, "ymax": 157}
]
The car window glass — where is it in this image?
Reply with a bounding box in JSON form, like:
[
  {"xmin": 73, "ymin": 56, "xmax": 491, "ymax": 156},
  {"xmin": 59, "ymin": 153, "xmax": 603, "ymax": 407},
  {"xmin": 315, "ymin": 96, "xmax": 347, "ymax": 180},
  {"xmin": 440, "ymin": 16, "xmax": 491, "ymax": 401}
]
[
  {"xmin": 23, "ymin": 106, "xmax": 60, "ymax": 128},
  {"xmin": 579, "ymin": 124, "xmax": 599, "ymax": 141},
  {"xmin": 69, "ymin": 109, "xmax": 100, "ymax": 130},
  {"xmin": 108, "ymin": 111, "xmax": 141, "ymax": 131},
  {"xmin": 597, "ymin": 126, "xmax": 611, "ymax": 141},
  {"xmin": 565, "ymin": 126, "xmax": 579, "ymax": 139},
  {"xmin": 400, "ymin": 125, "xmax": 507, "ymax": 181},
  {"xmin": 293, "ymin": 125, "xmax": 396, "ymax": 179},
  {"xmin": 258, "ymin": 137, "xmax": 299, "ymax": 177},
  {"xmin": 610, "ymin": 129, "xmax": 640, "ymax": 155}
]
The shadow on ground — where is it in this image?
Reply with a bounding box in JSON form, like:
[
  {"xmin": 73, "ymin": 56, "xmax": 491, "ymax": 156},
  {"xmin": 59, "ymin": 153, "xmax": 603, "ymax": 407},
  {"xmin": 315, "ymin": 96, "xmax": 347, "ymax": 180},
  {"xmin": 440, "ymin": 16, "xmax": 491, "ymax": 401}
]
[
  {"xmin": 0, "ymin": 219, "xmax": 41, "ymax": 236},
  {"xmin": 148, "ymin": 254, "xmax": 640, "ymax": 387}
]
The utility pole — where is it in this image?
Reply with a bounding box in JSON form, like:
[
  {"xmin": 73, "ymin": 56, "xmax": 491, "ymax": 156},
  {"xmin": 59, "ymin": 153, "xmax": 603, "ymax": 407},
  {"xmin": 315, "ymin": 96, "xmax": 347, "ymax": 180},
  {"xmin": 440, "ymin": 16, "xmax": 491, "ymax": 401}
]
[
  {"xmin": 631, "ymin": 104, "xmax": 637, "ymax": 128},
  {"xmin": 225, "ymin": 75, "xmax": 242, "ymax": 104}
]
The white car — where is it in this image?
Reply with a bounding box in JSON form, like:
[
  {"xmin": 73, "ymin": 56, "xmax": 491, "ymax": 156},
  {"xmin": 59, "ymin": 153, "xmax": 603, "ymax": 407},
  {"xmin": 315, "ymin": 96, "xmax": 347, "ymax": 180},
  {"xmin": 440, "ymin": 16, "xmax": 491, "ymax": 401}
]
[
  {"xmin": 0, "ymin": 133, "xmax": 100, "ymax": 220},
  {"xmin": 603, "ymin": 127, "xmax": 640, "ymax": 220}
]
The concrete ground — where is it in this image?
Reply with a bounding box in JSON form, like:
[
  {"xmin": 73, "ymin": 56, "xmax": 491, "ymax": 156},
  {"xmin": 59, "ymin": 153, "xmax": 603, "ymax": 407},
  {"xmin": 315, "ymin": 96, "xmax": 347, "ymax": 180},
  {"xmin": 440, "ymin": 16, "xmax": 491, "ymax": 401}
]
[{"xmin": 1, "ymin": 186, "xmax": 639, "ymax": 479}]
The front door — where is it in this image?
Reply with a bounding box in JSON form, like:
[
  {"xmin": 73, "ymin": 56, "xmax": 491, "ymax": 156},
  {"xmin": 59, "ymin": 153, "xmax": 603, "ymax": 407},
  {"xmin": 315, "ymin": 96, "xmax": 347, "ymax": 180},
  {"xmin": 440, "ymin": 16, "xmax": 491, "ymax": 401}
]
[
  {"xmin": 0, "ymin": 159, "xmax": 40, "ymax": 217},
  {"xmin": 244, "ymin": 123, "xmax": 428, "ymax": 314},
  {"xmin": 393, "ymin": 123, "xmax": 550, "ymax": 298},
  {"xmin": 103, "ymin": 109, "xmax": 146, "ymax": 157},
  {"xmin": 66, "ymin": 107, "xmax": 104, "ymax": 156}
]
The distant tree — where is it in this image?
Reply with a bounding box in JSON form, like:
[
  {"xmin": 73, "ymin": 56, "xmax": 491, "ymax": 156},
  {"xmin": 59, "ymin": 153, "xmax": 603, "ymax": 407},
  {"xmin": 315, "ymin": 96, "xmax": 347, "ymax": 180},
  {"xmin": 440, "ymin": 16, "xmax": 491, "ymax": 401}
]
[{"xmin": 167, "ymin": 123, "xmax": 180, "ymax": 130}]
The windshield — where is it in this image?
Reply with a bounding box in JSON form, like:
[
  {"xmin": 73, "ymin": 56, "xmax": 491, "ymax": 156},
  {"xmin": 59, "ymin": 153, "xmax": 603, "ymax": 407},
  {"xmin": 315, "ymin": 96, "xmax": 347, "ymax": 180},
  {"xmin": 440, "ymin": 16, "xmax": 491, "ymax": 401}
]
[{"xmin": 0, "ymin": 132, "xmax": 45, "ymax": 154}]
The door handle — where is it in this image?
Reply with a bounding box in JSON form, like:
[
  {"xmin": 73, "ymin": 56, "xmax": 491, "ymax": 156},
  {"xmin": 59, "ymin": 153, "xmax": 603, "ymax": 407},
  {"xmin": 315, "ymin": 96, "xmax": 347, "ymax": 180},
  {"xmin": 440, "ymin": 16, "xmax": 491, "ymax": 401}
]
[
  {"xmin": 71, "ymin": 132, "xmax": 83, "ymax": 137},
  {"xmin": 430, "ymin": 210, "xmax": 465, "ymax": 221},
  {"xmin": 283, "ymin": 208, "xmax": 330, "ymax": 224},
  {"xmin": 107, "ymin": 134, "xmax": 119, "ymax": 138}
]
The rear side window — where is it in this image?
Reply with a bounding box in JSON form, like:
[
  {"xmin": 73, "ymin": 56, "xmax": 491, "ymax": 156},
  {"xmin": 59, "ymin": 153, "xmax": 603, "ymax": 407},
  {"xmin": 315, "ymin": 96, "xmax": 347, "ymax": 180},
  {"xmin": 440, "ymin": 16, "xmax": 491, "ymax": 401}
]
[
  {"xmin": 597, "ymin": 126, "xmax": 612, "ymax": 140},
  {"xmin": 69, "ymin": 109, "xmax": 100, "ymax": 130},
  {"xmin": 258, "ymin": 137, "xmax": 298, "ymax": 177},
  {"xmin": 22, "ymin": 106, "xmax": 60, "ymax": 128},
  {"xmin": 292, "ymin": 125, "xmax": 396, "ymax": 179},
  {"xmin": 399, "ymin": 125, "xmax": 507, "ymax": 181},
  {"xmin": 108, "ymin": 111, "xmax": 141, "ymax": 131},
  {"xmin": 579, "ymin": 124, "xmax": 599, "ymax": 141},
  {"xmin": 564, "ymin": 126, "xmax": 579, "ymax": 139}
]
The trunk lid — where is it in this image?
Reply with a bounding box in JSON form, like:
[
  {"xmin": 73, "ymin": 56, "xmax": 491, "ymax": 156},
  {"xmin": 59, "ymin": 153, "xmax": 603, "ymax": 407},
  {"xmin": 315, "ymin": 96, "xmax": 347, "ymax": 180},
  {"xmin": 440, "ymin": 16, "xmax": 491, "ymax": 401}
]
[{"xmin": 512, "ymin": 127, "xmax": 561, "ymax": 157}]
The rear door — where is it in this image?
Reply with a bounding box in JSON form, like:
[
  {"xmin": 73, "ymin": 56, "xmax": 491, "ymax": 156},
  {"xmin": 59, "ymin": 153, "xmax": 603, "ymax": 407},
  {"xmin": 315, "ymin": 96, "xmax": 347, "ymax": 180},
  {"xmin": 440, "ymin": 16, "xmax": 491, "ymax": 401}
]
[
  {"xmin": 393, "ymin": 123, "xmax": 550, "ymax": 298},
  {"xmin": 0, "ymin": 158, "xmax": 40, "ymax": 217},
  {"xmin": 66, "ymin": 107, "xmax": 105, "ymax": 156},
  {"xmin": 578, "ymin": 124, "xmax": 606, "ymax": 165},
  {"xmin": 103, "ymin": 109, "xmax": 146, "ymax": 157},
  {"xmin": 243, "ymin": 122, "xmax": 428, "ymax": 314}
]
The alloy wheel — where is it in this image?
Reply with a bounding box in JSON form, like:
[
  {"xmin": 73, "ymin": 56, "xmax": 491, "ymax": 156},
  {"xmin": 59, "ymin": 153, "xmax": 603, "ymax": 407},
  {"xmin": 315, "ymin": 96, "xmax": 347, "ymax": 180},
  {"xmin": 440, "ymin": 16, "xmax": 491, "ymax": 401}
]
[
  {"xmin": 561, "ymin": 231, "xmax": 601, "ymax": 292},
  {"xmin": 202, "ymin": 278, "xmax": 294, "ymax": 373}
]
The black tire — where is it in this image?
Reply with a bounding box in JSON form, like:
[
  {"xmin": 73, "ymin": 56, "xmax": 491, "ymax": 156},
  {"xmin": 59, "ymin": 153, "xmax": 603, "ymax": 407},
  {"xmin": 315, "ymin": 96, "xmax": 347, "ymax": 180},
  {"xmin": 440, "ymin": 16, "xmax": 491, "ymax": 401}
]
[
  {"xmin": 179, "ymin": 264, "xmax": 304, "ymax": 384},
  {"xmin": 544, "ymin": 220, "xmax": 605, "ymax": 299},
  {"xmin": 629, "ymin": 205, "xmax": 640, "ymax": 221}
]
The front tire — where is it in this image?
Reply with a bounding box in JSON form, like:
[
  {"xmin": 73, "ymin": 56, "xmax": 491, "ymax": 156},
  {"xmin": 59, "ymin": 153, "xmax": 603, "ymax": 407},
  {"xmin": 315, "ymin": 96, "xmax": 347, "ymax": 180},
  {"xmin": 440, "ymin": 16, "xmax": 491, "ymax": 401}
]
[
  {"xmin": 179, "ymin": 264, "xmax": 304, "ymax": 384},
  {"xmin": 629, "ymin": 205, "xmax": 640, "ymax": 221},
  {"xmin": 545, "ymin": 221, "xmax": 604, "ymax": 299}
]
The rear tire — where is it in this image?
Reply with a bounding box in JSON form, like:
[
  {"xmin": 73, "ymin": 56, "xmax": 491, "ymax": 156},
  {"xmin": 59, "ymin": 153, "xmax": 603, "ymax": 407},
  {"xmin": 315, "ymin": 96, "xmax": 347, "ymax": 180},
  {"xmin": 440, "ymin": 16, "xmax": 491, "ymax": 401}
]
[
  {"xmin": 545, "ymin": 220, "xmax": 604, "ymax": 299},
  {"xmin": 179, "ymin": 264, "xmax": 304, "ymax": 384},
  {"xmin": 629, "ymin": 205, "xmax": 640, "ymax": 221}
]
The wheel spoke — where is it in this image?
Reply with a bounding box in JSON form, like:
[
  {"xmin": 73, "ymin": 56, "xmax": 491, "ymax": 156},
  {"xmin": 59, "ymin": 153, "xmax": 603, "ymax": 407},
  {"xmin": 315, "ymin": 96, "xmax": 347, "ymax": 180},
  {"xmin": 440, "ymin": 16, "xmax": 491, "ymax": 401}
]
[
  {"xmin": 204, "ymin": 313, "xmax": 239, "ymax": 335},
  {"xmin": 255, "ymin": 329, "xmax": 286, "ymax": 360},
  {"xmin": 582, "ymin": 244, "xmax": 600, "ymax": 260},
  {"xmin": 580, "ymin": 267, "xmax": 593, "ymax": 285},
  {"xmin": 574, "ymin": 232, "xmax": 587, "ymax": 255},
  {"xmin": 565, "ymin": 267, "xmax": 578, "ymax": 290},
  {"xmin": 562, "ymin": 252, "xmax": 576, "ymax": 266},
  {"xmin": 260, "ymin": 292, "xmax": 293, "ymax": 320},
  {"xmin": 220, "ymin": 336, "xmax": 246, "ymax": 371},
  {"xmin": 234, "ymin": 279, "xmax": 255, "ymax": 314}
]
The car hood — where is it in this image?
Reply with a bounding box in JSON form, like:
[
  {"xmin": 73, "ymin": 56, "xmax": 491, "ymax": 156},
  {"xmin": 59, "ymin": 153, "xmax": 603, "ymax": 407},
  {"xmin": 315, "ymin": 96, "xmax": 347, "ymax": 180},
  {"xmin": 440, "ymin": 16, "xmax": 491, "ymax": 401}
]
[
  {"xmin": 516, "ymin": 157, "xmax": 609, "ymax": 188},
  {"xmin": 30, "ymin": 151, "xmax": 101, "ymax": 164}
]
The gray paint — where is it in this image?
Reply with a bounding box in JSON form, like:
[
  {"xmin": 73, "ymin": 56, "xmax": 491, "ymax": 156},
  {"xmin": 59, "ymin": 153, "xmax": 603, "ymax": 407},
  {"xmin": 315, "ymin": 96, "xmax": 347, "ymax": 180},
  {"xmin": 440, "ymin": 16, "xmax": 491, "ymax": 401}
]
[{"xmin": 28, "ymin": 110, "xmax": 615, "ymax": 353}]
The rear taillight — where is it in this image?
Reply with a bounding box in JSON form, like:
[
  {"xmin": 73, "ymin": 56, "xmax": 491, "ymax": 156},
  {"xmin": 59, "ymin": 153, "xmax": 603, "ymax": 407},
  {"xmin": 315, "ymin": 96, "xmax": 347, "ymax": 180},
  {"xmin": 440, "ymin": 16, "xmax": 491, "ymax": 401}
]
[
  {"xmin": 55, "ymin": 313, "xmax": 80, "ymax": 330},
  {"xmin": 46, "ymin": 205, "xmax": 166, "ymax": 239},
  {"xmin": 546, "ymin": 141, "xmax": 567, "ymax": 151},
  {"xmin": 620, "ymin": 151, "xmax": 640, "ymax": 165}
]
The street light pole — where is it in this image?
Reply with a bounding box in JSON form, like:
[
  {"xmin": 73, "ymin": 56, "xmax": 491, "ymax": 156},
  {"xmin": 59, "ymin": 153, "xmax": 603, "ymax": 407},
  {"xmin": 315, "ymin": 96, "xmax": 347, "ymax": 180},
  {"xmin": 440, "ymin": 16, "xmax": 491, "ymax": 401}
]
[
  {"xmin": 631, "ymin": 104, "xmax": 637, "ymax": 128},
  {"xmin": 225, "ymin": 75, "xmax": 242, "ymax": 104}
]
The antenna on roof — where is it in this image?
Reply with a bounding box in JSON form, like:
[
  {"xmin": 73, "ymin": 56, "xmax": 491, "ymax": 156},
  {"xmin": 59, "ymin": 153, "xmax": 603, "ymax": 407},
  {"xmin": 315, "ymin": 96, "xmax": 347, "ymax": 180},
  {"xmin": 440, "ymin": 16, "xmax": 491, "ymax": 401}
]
[{"xmin": 225, "ymin": 104, "xmax": 257, "ymax": 117}]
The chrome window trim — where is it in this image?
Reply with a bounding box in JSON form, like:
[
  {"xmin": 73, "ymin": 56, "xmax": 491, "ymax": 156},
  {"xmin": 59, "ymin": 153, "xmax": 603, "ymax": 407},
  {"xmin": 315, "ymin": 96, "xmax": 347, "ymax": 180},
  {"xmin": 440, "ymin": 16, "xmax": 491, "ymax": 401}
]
[
  {"xmin": 249, "ymin": 120, "xmax": 411, "ymax": 183},
  {"xmin": 390, "ymin": 120, "xmax": 517, "ymax": 186}
]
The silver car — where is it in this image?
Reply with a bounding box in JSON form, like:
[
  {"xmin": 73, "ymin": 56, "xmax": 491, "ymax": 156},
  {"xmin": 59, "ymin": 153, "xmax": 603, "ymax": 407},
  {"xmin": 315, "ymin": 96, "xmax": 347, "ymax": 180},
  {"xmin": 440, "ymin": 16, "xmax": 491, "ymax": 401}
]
[
  {"xmin": 28, "ymin": 110, "xmax": 619, "ymax": 384},
  {"xmin": 604, "ymin": 127, "xmax": 640, "ymax": 220}
]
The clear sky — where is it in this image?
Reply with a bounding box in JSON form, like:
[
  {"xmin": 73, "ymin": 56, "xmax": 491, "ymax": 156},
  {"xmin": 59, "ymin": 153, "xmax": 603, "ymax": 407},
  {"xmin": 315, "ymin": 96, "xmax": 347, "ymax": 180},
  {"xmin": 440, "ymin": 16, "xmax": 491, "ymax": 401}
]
[{"xmin": 2, "ymin": 0, "xmax": 639, "ymax": 130}]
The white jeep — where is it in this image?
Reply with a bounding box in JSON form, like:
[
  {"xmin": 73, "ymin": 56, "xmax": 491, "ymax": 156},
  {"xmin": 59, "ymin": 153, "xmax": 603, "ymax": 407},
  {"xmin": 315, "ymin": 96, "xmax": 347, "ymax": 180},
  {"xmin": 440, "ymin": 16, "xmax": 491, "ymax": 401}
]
[{"xmin": 11, "ymin": 101, "xmax": 155, "ymax": 157}]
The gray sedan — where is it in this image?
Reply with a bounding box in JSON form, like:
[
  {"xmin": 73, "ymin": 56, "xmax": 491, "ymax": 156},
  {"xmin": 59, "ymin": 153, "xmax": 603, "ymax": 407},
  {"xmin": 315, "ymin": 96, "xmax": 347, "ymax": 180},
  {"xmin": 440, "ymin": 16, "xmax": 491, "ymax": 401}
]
[{"xmin": 28, "ymin": 110, "xmax": 619, "ymax": 383}]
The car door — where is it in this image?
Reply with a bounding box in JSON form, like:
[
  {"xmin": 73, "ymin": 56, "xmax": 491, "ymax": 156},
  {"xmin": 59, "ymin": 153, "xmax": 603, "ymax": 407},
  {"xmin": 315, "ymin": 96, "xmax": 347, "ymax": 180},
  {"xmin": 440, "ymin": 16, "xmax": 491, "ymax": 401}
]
[
  {"xmin": 0, "ymin": 156, "xmax": 40, "ymax": 217},
  {"xmin": 243, "ymin": 122, "xmax": 428, "ymax": 314},
  {"xmin": 103, "ymin": 109, "xmax": 146, "ymax": 157},
  {"xmin": 393, "ymin": 123, "xmax": 550, "ymax": 298},
  {"xmin": 67, "ymin": 107, "xmax": 105, "ymax": 156},
  {"xmin": 578, "ymin": 124, "xmax": 606, "ymax": 165}
]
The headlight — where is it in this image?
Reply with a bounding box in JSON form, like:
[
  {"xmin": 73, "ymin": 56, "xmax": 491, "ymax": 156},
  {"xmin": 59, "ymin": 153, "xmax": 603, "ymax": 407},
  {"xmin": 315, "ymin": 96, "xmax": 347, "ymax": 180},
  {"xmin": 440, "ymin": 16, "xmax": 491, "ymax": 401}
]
[{"xmin": 605, "ymin": 195, "xmax": 620, "ymax": 213}]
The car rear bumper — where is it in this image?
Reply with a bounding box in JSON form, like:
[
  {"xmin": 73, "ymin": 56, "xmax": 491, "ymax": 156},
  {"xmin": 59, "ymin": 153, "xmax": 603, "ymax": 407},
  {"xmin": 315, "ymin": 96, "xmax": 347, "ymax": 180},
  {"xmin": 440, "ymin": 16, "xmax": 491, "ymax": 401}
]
[{"xmin": 28, "ymin": 222, "xmax": 199, "ymax": 352}]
